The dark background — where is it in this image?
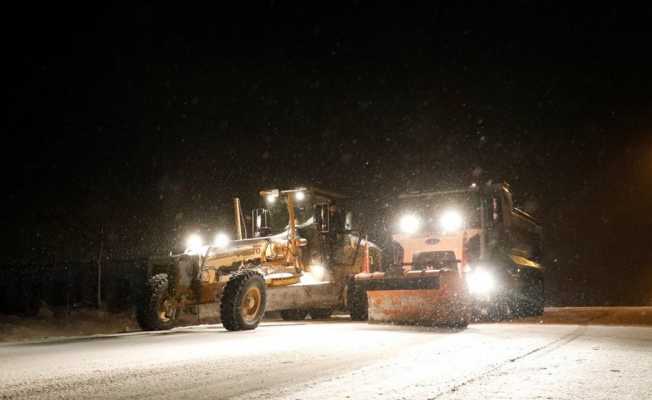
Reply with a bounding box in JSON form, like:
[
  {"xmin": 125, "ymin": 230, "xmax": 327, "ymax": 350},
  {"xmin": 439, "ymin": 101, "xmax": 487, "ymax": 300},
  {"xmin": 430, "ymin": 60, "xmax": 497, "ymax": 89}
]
[{"xmin": 4, "ymin": 2, "xmax": 652, "ymax": 306}]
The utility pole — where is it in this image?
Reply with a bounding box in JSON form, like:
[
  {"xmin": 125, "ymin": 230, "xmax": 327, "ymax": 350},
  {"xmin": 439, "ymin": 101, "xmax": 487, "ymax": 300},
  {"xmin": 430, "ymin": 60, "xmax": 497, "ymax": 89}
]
[{"xmin": 97, "ymin": 226, "xmax": 104, "ymax": 309}]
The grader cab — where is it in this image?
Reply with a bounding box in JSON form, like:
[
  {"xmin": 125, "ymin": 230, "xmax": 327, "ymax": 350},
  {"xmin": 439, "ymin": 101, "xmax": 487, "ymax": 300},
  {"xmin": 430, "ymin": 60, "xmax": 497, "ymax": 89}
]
[{"xmin": 137, "ymin": 187, "xmax": 380, "ymax": 331}]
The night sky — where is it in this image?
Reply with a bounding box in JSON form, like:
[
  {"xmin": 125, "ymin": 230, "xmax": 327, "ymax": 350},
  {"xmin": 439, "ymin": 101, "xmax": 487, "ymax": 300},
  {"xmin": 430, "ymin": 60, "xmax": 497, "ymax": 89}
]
[{"xmin": 5, "ymin": 3, "xmax": 652, "ymax": 305}]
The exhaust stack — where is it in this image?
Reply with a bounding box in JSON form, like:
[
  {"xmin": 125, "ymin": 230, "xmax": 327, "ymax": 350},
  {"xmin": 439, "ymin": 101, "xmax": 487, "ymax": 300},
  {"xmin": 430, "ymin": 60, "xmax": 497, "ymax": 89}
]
[{"xmin": 233, "ymin": 197, "xmax": 243, "ymax": 240}]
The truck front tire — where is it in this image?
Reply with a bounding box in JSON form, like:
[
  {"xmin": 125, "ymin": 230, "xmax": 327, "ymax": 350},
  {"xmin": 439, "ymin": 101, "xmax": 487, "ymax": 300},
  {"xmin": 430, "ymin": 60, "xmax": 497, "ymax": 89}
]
[
  {"xmin": 530, "ymin": 279, "xmax": 545, "ymax": 316},
  {"xmin": 348, "ymin": 282, "xmax": 368, "ymax": 321},
  {"xmin": 515, "ymin": 278, "xmax": 544, "ymax": 317}
]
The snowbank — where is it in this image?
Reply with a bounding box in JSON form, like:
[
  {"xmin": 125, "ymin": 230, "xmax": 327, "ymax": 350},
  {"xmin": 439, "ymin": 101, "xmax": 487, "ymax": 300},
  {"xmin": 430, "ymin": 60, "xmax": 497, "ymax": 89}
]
[{"xmin": 510, "ymin": 306, "xmax": 652, "ymax": 326}]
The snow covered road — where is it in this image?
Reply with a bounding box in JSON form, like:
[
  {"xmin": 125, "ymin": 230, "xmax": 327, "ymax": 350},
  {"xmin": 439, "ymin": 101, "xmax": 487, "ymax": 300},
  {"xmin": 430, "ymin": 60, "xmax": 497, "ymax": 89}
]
[{"xmin": 1, "ymin": 311, "xmax": 651, "ymax": 399}]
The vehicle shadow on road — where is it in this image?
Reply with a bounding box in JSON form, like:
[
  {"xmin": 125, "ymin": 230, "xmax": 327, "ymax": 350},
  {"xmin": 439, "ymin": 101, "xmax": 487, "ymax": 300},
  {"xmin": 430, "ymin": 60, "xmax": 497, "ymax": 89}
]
[
  {"xmin": 2, "ymin": 317, "xmax": 478, "ymax": 347},
  {"xmin": 350, "ymin": 321, "xmax": 469, "ymax": 334},
  {"xmin": 2, "ymin": 329, "xmax": 210, "ymax": 347},
  {"xmin": 1, "ymin": 321, "xmax": 318, "ymax": 347}
]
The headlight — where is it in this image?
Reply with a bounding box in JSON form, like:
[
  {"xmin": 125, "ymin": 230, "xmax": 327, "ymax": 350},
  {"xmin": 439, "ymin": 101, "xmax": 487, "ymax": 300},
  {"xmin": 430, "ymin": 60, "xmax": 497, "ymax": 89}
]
[
  {"xmin": 295, "ymin": 191, "xmax": 305, "ymax": 201},
  {"xmin": 266, "ymin": 193, "xmax": 278, "ymax": 204},
  {"xmin": 310, "ymin": 264, "xmax": 326, "ymax": 281},
  {"xmin": 213, "ymin": 232, "xmax": 230, "ymax": 248},
  {"xmin": 399, "ymin": 214, "xmax": 421, "ymax": 234},
  {"xmin": 466, "ymin": 268, "xmax": 496, "ymax": 295},
  {"xmin": 185, "ymin": 233, "xmax": 204, "ymax": 253},
  {"xmin": 439, "ymin": 210, "xmax": 464, "ymax": 232}
]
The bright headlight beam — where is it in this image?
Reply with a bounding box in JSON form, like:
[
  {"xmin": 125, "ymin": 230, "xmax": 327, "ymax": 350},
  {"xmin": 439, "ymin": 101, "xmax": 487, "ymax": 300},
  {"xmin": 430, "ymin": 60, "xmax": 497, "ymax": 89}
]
[
  {"xmin": 186, "ymin": 233, "xmax": 204, "ymax": 253},
  {"xmin": 399, "ymin": 214, "xmax": 421, "ymax": 234},
  {"xmin": 440, "ymin": 210, "xmax": 464, "ymax": 232},
  {"xmin": 213, "ymin": 232, "xmax": 230, "ymax": 248},
  {"xmin": 295, "ymin": 191, "xmax": 305, "ymax": 201},
  {"xmin": 310, "ymin": 264, "xmax": 326, "ymax": 281},
  {"xmin": 266, "ymin": 194, "xmax": 278, "ymax": 204},
  {"xmin": 466, "ymin": 269, "xmax": 496, "ymax": 295}
]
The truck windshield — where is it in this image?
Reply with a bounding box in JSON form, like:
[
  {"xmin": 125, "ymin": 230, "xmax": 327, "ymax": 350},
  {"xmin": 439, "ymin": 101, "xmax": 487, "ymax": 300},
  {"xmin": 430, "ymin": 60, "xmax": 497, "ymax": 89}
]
[{"xmin": 392, "ymin": 190, "xmax": 481, "ymax": 233}]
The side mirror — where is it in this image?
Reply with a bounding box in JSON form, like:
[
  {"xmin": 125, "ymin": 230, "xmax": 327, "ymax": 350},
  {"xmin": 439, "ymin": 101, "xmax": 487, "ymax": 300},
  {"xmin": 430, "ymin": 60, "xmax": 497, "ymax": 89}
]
[
  {"xmin": 391, "ymin": 241, "xmax": 404, "ymax": 265},
  {"xmin": 491, "ymin": 196, "xmax": 502, "ymax": 224},
  {"xmin": 344, "ymin": 211, "xmax": 353, "ymax": 231},
  {"xmin": 314, "ymin": 203, "xmax": 330, "ymax": 233}
]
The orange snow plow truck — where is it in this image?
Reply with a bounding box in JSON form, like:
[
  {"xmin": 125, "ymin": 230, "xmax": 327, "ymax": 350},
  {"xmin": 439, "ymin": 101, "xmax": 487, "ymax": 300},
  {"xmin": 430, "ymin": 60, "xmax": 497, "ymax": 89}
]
[{"xmin": 353, "ymin": 182, "xmax": 544, "ymax": 327}]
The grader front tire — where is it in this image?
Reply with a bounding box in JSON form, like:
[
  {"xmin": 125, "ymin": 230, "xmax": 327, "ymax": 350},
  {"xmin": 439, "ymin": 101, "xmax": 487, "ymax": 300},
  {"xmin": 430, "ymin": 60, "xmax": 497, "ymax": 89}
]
[
  {"xmin": 220, "ymin": 270, "xmax": 267, "ymax": 331},
  {"xmin": 136, "ymin": 273, "xmax": 177, "ymax": 331}
]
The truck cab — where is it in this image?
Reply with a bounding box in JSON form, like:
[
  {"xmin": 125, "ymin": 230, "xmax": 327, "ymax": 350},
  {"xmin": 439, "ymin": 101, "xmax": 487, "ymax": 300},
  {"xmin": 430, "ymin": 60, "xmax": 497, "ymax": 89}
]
[{"xmin": 387, "ymin": 182, "xmax": 544, "ymax": 318}]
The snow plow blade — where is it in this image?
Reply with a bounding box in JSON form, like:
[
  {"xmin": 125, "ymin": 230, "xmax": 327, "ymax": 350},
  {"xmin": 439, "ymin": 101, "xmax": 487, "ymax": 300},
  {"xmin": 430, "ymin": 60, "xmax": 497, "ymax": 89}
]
[{"xmin": 355, "ymin": 270, "xmax": 471, "ymax": 327}]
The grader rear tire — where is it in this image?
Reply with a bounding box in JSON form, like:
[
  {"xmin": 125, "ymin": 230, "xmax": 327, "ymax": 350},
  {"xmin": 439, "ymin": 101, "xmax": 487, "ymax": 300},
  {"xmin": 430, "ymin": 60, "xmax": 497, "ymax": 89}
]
[
  {"xmin": 280, "ymin": 309, "xmax": 308, "ymax": 321},
  {"xmin": 220, "ymin": 270, "xmax": 266, "ymax": 331},
  {"xmin": 136, "ymin": 273, "xmax": 177, "ymax": 331},
  {"xmin": 309, "ymin": 309, "xmax": 333, "ymax": 319}
]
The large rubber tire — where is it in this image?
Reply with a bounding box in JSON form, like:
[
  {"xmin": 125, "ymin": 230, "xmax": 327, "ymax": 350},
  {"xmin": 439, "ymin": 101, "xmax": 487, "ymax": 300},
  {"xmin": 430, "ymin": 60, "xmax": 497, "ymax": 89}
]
[
  {"xmin": 280, "ymin": 309, "xmax": 309, "ymax": 321},
  {"xmin": 309, "ymin": 309, "xmax": 333, "ymax": 320},
  {"xmin": 446, "ymin": 315, "xmax": 470, "ymax": 329},
  {"xmin": 445, "ymin": 301, "xmax": 472, "ymax": 328},
  {"xmin": 136, "ymin": 274, "xmax": 177, "ymax": 331},
  {"xmin": 515, "ymin": 278, "xmax": 544, "ymax": 317},
  {"xmin": 348, "ymin": 282, "xmax": 368, "ymax": 321},
  {"xmin": 479, "ymin": 295, "xmax": 512, "ymax": 321},
  {"xmin": 531, "ymin": 279, "xmax": 545, "ymax": 316},
  {"xmin": 220, "ymin": 270, "xmax": 266, "ymax": 331}
]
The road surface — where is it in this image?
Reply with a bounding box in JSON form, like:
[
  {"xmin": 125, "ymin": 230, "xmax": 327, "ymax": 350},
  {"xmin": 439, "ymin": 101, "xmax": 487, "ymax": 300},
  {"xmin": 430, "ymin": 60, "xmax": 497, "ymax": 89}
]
[{"xmin": 1, "ymin": 316, "xmax": 651, "ymax": 399}]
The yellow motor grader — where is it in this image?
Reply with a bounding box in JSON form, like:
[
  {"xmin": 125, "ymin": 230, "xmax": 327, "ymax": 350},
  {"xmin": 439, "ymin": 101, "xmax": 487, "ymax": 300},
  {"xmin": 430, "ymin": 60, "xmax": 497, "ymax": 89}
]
[{"xmin": 136, "ymin": 187, "xmax": 381, "ymax": 331}]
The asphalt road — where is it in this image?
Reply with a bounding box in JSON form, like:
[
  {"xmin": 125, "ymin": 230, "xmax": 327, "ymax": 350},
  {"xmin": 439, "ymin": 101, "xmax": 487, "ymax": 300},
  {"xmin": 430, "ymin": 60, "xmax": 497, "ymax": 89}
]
[{"xmin": 1, "ymin": 316, "xmax": 651, "ymax": 400}]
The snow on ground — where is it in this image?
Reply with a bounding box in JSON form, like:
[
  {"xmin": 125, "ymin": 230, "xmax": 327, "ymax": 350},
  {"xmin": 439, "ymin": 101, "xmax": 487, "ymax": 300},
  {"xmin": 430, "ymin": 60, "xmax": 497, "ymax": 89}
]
[{"xmin": 1, "ymin": 321, "xmax": 650, "ymax": 400}]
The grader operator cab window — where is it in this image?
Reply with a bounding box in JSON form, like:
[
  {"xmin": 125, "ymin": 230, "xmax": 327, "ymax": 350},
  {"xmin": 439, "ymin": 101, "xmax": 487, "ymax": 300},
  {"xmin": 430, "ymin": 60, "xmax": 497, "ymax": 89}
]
[
  {"xmin": 251, "ymin": 208, "xmax": 272, "ymax": 237},
  {"xmin": 314, "ymin": 202, "xmax": 352, "ymax": 233},
  {"xmin": 256, "ymin": 188, "xmax": 315, "ymax": 236}
]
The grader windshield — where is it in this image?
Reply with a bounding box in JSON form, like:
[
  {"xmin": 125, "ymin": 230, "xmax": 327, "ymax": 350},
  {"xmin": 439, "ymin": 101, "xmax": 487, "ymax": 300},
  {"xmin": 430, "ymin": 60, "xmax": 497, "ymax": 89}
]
[{"xmin": 258, "ymin": 189, "xmax": 313, "ymax": 235}]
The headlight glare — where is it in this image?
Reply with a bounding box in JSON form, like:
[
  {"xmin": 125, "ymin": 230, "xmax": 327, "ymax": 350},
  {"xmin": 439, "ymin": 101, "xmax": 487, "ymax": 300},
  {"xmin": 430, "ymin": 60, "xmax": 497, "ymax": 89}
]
[
  {"xmin": 466, "ymin": 268, "xmax": 496, "ymax": 295},
  {"xmin": 185, "ymin": 233, "xmax": 204, "ymax": 253},
  {"xmin": 440, "ymin": 210, "xmax": 464, "ymax": 232},
  {"xmin": 213, "ymin": 232, "xmax": 230, "ymax": 248},
  {"xmin": 399, "ymin": 214, "xmax": 421, "ymax": 234}
]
